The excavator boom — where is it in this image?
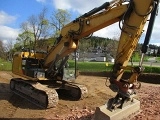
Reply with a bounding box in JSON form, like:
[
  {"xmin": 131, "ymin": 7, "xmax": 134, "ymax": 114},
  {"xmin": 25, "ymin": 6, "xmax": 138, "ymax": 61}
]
[{"xmin": 44, "ymin": 1, "xmax": 128, "ymax": 68}]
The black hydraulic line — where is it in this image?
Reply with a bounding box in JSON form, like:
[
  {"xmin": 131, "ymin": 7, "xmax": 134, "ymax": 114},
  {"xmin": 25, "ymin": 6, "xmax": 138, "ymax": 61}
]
[
  {"xmin": 79, "ymin": 2, "xmax": 110, "ymax": 18},
  {"xmin": 141, "ymin": 0, "xmax": 159, "ymax": 54},
  {"xmin": 75, "ymin": 50, "xmax": 77, "ymax": 79}
]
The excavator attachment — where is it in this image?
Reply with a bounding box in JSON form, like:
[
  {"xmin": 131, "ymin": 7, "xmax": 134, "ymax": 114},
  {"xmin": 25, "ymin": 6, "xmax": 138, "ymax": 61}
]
[{"xmin": 94, "ymin": 98, "xmax": 140, "ymax": 120}]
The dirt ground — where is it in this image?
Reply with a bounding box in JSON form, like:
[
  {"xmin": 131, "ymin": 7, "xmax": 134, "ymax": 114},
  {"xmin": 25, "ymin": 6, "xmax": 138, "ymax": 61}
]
[{"xmin": 0, "ymin": 71, "xmax": 160, "ymax": 120}]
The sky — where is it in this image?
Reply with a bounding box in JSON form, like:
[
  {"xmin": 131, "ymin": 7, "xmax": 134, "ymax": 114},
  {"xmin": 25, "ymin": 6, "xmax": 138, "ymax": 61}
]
[{"xmin": 0, "ymin": 0, "xmax": 160, "ymax": 45}]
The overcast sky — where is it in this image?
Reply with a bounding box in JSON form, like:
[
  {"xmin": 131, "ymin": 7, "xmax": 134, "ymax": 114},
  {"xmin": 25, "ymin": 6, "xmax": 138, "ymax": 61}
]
[{"xmin": 0, "ymin": 0, "xmax": 159, "ymax": 45}]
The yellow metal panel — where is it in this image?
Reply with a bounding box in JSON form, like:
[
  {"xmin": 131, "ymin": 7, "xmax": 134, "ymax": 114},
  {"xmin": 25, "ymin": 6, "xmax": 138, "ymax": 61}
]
[
  {"xmin": 114, "ymin": 0, "xmax": 153, "ymax": 80},
  {"xmin": 12, "ymin": 52, "xmax": 23, "ymax": 75}
]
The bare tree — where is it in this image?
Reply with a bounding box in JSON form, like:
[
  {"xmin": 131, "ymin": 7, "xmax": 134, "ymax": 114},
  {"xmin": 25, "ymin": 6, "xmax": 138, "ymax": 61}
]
[
  {"xmin": 20, "ymin": 21, "xmax": 30, "ymax": 32},
  {"xmin": 15, "ymin": 21, "xmax": 34, "ymax": 51},
  {"xmin": 0, "ymin": 40, "xmax": 13, "ymax": 60},
  {"xmin": 50, "ymin": 9, "xmax": 71, "ymax": 38},
  {"xmin": 28, "ymin": 7, "xmax": 50, "ymax": 50},
  {"xmin": 16, "ymin": 31, "xmax": 33, "ymax": 48},
  {"xmin": 5, "ymin": 40, "xmax": 14, "ymax": 61},
  {"xmin": 0, "ymin": 40, "xmax": 5, "ymax": 59}
]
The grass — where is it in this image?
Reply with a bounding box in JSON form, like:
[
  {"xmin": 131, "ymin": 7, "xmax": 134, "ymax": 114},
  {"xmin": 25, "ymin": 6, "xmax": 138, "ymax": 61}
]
[
  {"xmin": 143, "ymin": 66, "xmax": 160, "ymax": 73},
  {"xmin": 68, "ymin": 60, "xmax": 160, "ymax": 74},
  {"xmin": 0, "ymin": 59, "xmax": 12, "ymax": 71},
  {"xmin": 69, "ymin": 61, "xmax": 113, "ymax": 72},
  {"xmin": 131, "ymin": 55, "xmax": 154, "ymax": 62},
  {"xmin": 0, "ymin": 58, "xmax": 160, "ymax": 74},
  {"xmin": 156, "ymin": 57, "xmax": 160, "ymax": 61}
]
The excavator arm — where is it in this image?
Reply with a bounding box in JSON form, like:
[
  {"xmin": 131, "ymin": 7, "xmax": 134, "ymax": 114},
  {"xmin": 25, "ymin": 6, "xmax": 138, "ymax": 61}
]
[
  {"xmin": 111, "ymin": 0, "xmax": 158, "ymax": 82},
  {"xmin": 44, "ymin": 0, "xmax": 158, "ymax": 109},
  {"xmin": 44, "ymin": 0, "xmax": 158, "ymax": 89},
  {"xmin": 108, "ymin": 0, "xmax": 159, "ymax": 110}
]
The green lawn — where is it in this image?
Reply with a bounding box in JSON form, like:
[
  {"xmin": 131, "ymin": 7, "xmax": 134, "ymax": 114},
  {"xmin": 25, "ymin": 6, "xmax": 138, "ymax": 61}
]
[
  {"xmin": 69, "ymin": 61, "xmax": 112, "ymax": 72},
  {"xmin": 0, "ymin": 59, "xmax": 12, "ymax": 71},
  {"xmin": 68, "ymin": 60, "xmax": 160, "ymax": 74},
  {"xmin": 0, "ymin": 58, "xmax": 160, "ymax": 74},
  {"xmin": 156, "ymin": 57, "xmax": 160, "ymax": 61}
]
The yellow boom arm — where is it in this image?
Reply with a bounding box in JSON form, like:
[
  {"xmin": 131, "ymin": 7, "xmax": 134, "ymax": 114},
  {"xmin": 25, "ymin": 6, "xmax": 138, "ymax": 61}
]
[
  {"xmin": 44, "ymin": 0, "xmax": 157, "ymax": 92},
  {"xmin": 44, "ymin": 0, "xmax": 128, "ymax": 68}
]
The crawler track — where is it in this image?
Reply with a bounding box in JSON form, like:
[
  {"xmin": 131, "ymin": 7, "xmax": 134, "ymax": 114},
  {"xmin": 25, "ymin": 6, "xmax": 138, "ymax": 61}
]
[
  {"xmin": 62, "ymin": 81, "xmax": 88, "ymax": 100},
  {"xmin": 10, "ymin": 78, "xmax": 59, "ymax": 108},
  {"xmin": 10, "ymin": 78, "xmax": 88, "ymax": 108}
]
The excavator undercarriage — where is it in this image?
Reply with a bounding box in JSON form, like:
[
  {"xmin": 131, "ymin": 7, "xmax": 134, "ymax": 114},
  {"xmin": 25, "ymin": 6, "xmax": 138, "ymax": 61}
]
[{"xmin": 10, "ymin": 78, "xmax": 88, "ymax": 108}]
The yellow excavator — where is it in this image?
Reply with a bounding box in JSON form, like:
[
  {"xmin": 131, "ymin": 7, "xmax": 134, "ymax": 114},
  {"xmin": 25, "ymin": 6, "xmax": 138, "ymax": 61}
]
[{"xmin": 10, "ymin": 0, "xmax": 159, "ymax": 112}]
